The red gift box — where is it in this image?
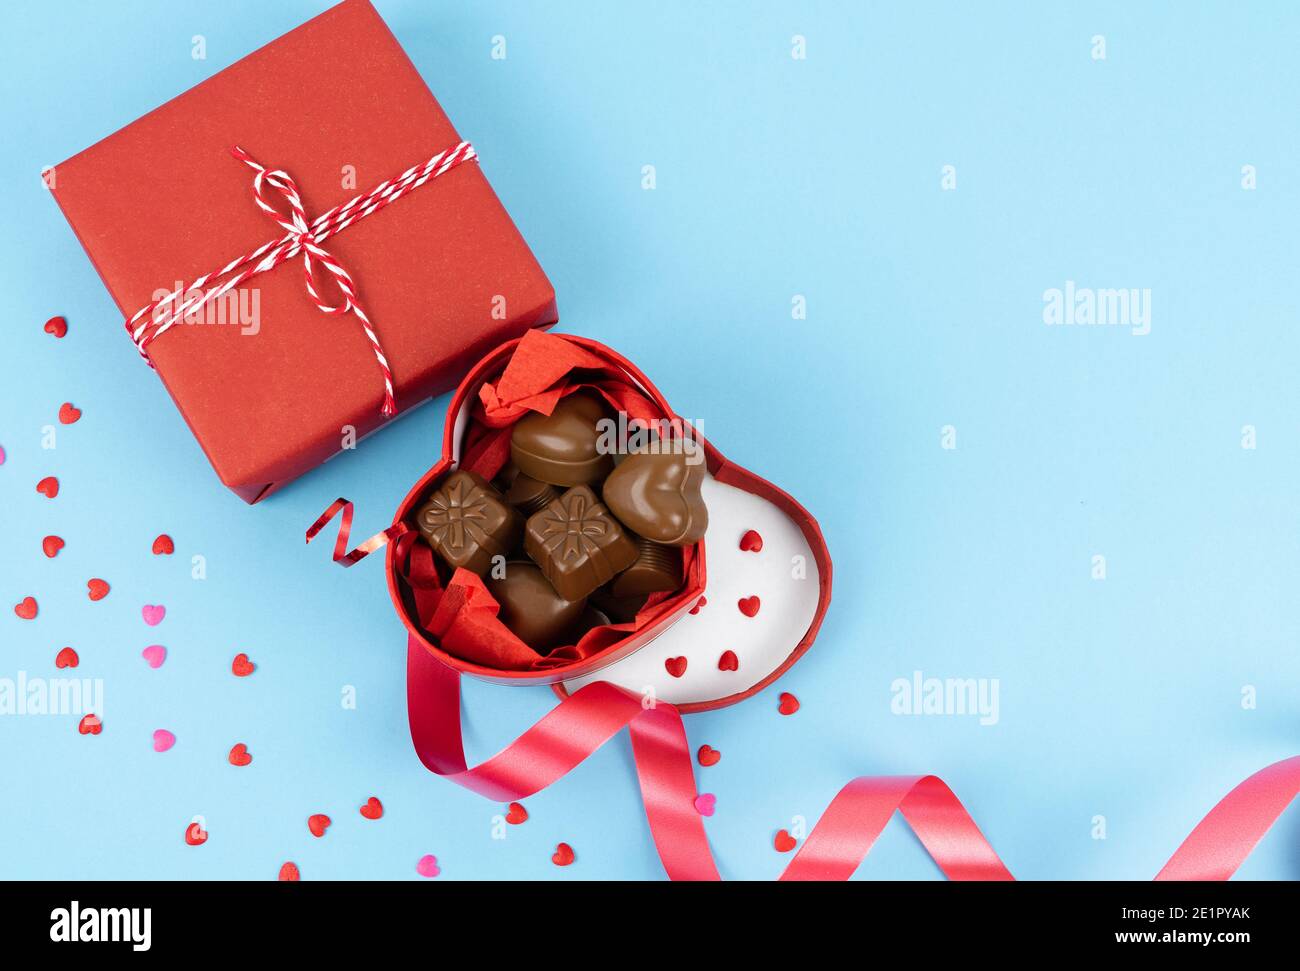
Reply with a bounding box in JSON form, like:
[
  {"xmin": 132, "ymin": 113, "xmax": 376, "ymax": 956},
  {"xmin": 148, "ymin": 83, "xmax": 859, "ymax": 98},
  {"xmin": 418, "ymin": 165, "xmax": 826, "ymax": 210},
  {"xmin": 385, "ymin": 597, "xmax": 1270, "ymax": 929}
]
[{"xmin": 48, "ymin": 0, "xmax": 557, "ymax": 503}]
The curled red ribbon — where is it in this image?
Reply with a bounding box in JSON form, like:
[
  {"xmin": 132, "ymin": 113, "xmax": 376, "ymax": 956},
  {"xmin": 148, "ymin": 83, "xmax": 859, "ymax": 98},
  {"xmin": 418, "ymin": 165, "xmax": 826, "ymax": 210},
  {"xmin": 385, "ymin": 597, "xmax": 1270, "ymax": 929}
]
[
  {"xmin": 407, "ymin": 636, "xmax": 1300, "ymax": 880},
  {"xmin": 306, "ymin": 498, "xmax": 409, "ymax": 566}
]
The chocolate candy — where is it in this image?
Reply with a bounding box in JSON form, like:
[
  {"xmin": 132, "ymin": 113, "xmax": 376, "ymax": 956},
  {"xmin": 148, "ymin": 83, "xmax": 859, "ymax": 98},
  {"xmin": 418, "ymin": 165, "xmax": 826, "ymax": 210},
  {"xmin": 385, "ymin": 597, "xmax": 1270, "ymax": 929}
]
[
  {"xmin": 486, "ymin": 561, "xmax": 586, "ymax": 653},
  {"xmin": 497, "ymin": 462, "xmax": 562, "ymax": 518},
  {"xmin": 525, "ymin": 484, "xmax": 638, "ymax": 601},
  {"xmin": 601, "ymin": 447, "xmax": 708, "ymax": 546},
  {"xmin": 415, "ymin": 470, "xmax": 522, "ymax": 576},
  {"xmin": 589, "ymin": 585, "xmax": 648, "ymax": 624},
  {"xmin": 510, "ymin": 392, "xmax": 614, "ymax": 487},
  {"xmin": 610, "ymin": 537, "xmax": 682, "ymax": 598},
  {"xmin": 571, "ymin": 604, "xmax": 612, "ymax": 641}
]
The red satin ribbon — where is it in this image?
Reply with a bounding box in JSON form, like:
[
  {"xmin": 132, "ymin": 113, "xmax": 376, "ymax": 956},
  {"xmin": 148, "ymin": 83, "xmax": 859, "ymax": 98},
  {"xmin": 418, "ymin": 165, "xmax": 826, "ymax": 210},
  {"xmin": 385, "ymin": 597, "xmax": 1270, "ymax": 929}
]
[
  {"xmin": 408, "ymin": 638, "xmax": 721, "ymax": 879},
  {"xmin": 408, "ymin": 641, "xmax": 1012, "ymax": 879},
  {"xmin": 409, "ymin": 638, "xmax": 1300, "ymax": 881},
  {"xmin": 1155, "ymin": 754, "xmax": 1300, "ymax": 881}
]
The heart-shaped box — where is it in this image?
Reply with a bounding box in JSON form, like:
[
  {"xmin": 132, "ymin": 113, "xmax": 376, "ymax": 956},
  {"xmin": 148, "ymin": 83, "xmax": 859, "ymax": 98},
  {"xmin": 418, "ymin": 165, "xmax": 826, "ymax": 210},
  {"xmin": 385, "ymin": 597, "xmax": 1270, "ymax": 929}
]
[{"xmin": 388, "ymin": 332, "xmax": 832, "ymax": 713}]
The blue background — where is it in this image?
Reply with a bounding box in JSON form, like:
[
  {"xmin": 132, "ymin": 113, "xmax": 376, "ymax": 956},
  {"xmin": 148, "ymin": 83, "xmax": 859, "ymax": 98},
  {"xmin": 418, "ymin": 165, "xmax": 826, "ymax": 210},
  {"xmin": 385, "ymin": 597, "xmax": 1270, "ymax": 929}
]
[{"xmin": 1, "ymin": 1, "xmax": 1297, "ymax": 880}]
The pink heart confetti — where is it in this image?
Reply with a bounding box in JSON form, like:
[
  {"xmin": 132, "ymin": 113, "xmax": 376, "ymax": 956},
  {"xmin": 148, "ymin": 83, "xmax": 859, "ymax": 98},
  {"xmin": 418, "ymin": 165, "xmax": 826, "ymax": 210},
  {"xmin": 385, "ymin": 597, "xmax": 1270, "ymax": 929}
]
[
  {"xmin": 141, "ymin": 645, "xmax": 167, "ymax": 669},
  {"xmin": 416, "ymin": 854, "xmax": 441, "ymax": 878},
  {"xmin": 152, "ymin": 729, "xmax": 175, "ymax": 753},
  {"xmin": 0, "ymin": 445, "xmax": 6, "ymax": 465},
  {"xmin": 141, "ymin": 604, "xmax": 166, "ymax": 626},
  {"xmin": 694, "ymin": 793, "xmax": 717, "ymax": 817}
]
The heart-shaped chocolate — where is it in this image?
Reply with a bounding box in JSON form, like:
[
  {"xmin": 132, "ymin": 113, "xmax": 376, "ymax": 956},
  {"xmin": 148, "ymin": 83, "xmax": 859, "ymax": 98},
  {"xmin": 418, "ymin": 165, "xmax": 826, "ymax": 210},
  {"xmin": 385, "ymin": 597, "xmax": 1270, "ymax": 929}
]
[
  {"xmin": 487, "ymin": 561, "xmax": 587, "ymax": 653},
  {"xmin": 510, "ymin": 392, "xmax": 614, "ymax": 487},
  {"xmin": 602, "ymin": 448, "xmax": 708, "ymax": 546}
]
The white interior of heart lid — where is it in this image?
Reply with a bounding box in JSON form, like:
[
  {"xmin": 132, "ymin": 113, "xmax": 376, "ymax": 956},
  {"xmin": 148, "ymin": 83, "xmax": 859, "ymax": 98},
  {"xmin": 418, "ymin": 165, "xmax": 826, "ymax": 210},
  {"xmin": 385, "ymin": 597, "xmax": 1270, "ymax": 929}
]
[{"xmin": 561, "ymin": 472, "xmax": 821, "ymax": 706}]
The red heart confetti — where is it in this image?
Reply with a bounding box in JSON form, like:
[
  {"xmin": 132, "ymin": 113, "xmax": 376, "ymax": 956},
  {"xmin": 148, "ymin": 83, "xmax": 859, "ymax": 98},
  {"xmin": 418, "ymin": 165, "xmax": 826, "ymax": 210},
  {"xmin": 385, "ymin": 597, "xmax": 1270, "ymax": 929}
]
[
  {"xmin": 694, "ymin": 793, "xmax": 717, "ymax": 816},
  {"xmin": 55, "ymin": 647, "xmax": 78, "ymax": 669},
  {"xmin": 228, "ymin": 743, "xmax": 252, "ymax": 767},
  {"xmin": 231, "ymin": 653, "xmax": 256, "ymax": 677},
  {"xmin": 278, "ymin": 862, "xmax": 300, "ymax": 881},
  {"xmin": 551, "ymin": 842, "xmax": 575, "ymax": 867},
  {"xmin": 42, "ymin": 535, "xmax": 65, "ymax": 558},
  {"xmin": 36, "ymin": 476, "xmax": 59, "ymax": 499},
  {"xmin": 14, "ymin": 597, "xmax": 37, "ymax": 620},
  {"xmin": 151, "ymin": 533, "xmax": 175, "ymax": 555},
  {"xmin": 688, "ymin": 596, "xmax": 707, "ymax": 615},
  {"xmin": 78, "ymin": 714, "xmax": 102, "ymax": 735},
  {"xmin": 738, "ymin": 596, "xmax": 761, "ymax": 618},
  {"xmin": 87, "ymin": 578, "xmax": 110, "ymax": 601},
  {"xmin": 664, "ymin": 656, "xmax": 688, "ymax": 678},
  {"xmin": 141, "ymin": 604, "xmax": 165, "ymax": 626},
  {"xmin": 718, "ymin": 650, "xmax": 739, "ymax": 671},
  {"xmin": 44, "ymin": 316, "xmax": 68, "ymax": 338},
  {"xmin": 184, "ymin": 821, "xmax": 207, "ymax": 846},
  {"xmin": 505, "ymin": 802, "xmax": 528, "ymax": 825},
  {"xmin": 774, "ymin": 829, "xmax": 797, "ymax": 853},
  {"xmin": 778, "ymin": 692, "xmax": 800, "ymax": 716},
  {"xmin": 307, "ymin": 814, "xmax": 331, "ymax": 838},
  {"xmin": 58, "ymin": 403, "xmax": 82, "ymax": 425},
  {"xmin": 739, "ymin": 529, "xmax": 763, "ymax": 552},
  {"xmin": 697, "ymin": 745, "xmax": 721, "ymax": 767},
  {"xmin": 359, "ymin": 797, "xmax": 383, "ymax": 820}
]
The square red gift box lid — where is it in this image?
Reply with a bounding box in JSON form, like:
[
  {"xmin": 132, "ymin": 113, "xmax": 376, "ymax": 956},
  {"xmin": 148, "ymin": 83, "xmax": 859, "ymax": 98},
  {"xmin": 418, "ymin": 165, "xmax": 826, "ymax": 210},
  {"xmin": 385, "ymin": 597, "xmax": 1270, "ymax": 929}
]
[{"xmin": 49, "ymin": 0, "xmax": 557, "ymax": 503}]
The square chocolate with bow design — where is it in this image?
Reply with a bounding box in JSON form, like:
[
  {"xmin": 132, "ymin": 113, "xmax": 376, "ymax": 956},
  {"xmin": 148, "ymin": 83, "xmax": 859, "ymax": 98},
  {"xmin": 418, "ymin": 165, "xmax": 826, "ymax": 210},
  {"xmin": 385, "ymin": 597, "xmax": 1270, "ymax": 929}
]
[
  {"xmin": 417, "ymin": 471, "xmax": 522, "ymax": 576},
  {"xmin": 524, "ymin": 485, "xmax": 639, "ymax": 601}
]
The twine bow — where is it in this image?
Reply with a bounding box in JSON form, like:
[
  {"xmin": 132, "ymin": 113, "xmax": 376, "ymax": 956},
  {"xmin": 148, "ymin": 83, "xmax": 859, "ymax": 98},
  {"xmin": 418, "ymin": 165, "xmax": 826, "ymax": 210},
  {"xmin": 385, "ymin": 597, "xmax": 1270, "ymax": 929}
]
[{"xmin": 125, "ymin": 141, "xmax": 478, "ymax": 419}]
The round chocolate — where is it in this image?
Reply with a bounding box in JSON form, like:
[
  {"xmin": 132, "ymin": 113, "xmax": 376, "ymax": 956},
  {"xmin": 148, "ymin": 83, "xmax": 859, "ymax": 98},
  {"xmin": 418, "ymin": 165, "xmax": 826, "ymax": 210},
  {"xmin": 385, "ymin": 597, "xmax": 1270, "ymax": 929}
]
[
  {"xmin": 499, "ymin": 465, "xmax": 562, "ymax": 518},
  {"xmin": 486, "ymin": 561, "xmax": 586, "ymax": 654},
  {"xmin": 611, "ymin": 537, "xmax": 682, "ymax": 598},
  {"xmin": 571, "ymin": 604, "xmax": 612, "ymax": 642},
  {"xmin": 589, "ymin": 585, "xmax": 648, "ymax": 624},
  {"xmin": 510, "ymin": 392, "xmax": 614, "ymax": 487}
]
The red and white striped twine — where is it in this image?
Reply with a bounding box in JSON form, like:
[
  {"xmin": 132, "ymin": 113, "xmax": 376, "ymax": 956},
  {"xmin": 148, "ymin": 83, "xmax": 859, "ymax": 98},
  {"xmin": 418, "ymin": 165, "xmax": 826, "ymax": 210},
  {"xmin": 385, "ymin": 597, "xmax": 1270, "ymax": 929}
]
[{"xmin": 125, "ymin": 141, "xmax": 478, "ymax": 418}]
